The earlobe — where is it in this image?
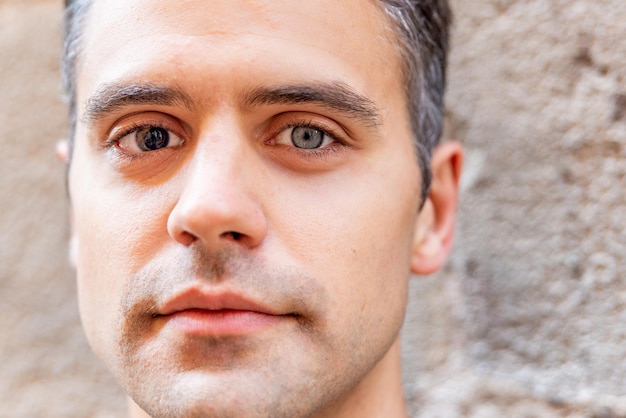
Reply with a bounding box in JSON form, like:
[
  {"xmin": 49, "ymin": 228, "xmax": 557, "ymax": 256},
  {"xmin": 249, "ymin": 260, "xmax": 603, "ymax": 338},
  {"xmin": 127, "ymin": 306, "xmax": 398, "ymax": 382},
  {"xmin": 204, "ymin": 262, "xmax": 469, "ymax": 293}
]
[
  {"xmin": 410, "ymin": 199, "xmax": 445, "ymax": 274},
  {"xmin": 410, "ymin": 141, "xmax": 463, "ymax": 275},
  {"xmin": 56, "ymin": 140, "xmax": 69, "ymax": 163},
  {"xmin": 67, "ymin": 206, "xmax": 78, "ymax": 268},
  {"xmin": 69, "ymin": 233, "xmax": 78, "ymax": 268}
]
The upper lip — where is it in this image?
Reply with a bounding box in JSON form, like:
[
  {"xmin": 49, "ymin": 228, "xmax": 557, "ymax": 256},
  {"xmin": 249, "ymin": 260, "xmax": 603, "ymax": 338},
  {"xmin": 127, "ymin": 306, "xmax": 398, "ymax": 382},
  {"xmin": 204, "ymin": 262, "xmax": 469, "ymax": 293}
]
[{"xmin": 158, "ymin": 287, "xmax": 282, "ymax": 316}]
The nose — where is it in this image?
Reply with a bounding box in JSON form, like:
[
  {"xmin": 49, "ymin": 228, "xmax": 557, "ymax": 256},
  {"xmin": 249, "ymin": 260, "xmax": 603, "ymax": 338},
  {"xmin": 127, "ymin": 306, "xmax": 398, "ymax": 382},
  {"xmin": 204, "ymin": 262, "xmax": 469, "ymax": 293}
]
[{"xmin": 167, "ymin": 126, "xmax": 268, "ymax": 251}]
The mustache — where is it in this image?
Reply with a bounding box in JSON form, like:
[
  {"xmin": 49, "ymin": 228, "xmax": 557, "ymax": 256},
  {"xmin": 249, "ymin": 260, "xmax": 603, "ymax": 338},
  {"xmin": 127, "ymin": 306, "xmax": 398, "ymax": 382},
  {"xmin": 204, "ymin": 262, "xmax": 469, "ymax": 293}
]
[{"xmin": 118, "ymin": 243, "xmax": 328, "ymax": 329}]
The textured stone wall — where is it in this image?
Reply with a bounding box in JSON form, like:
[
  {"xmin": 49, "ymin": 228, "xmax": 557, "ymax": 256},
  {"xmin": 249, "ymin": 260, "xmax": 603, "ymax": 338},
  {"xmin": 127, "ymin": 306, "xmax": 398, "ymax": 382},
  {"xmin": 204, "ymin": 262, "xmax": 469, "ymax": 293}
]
[
  {"xmin": 403, "ymin": 0, "xmax": 626, "ymax": 416},
  {"xmin": 1, "ymin": 0, "xmax": 624, "ymax": 417},
  {"xmin": 0, "ymin": 1, "xmax": 125, "ymax": 416}
]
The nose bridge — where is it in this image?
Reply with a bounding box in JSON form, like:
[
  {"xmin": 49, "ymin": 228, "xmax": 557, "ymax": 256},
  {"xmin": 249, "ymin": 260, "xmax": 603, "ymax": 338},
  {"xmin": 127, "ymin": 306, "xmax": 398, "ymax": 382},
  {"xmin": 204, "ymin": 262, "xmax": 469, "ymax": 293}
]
[
  {"xmin": 190, "ymin": 118, "xmax": 248, "ymax": 195},
  {"xmin": 167, "ymin": 116, "xmax": 267, "ymax": 248}
]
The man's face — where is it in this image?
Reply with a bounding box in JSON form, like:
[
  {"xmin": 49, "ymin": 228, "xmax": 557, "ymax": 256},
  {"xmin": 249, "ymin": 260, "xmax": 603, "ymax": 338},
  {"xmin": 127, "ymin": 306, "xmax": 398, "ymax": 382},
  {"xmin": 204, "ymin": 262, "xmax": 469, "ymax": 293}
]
[{"xmin": 69, "ymin": 0, "xmax": 424, "ymax": 416}]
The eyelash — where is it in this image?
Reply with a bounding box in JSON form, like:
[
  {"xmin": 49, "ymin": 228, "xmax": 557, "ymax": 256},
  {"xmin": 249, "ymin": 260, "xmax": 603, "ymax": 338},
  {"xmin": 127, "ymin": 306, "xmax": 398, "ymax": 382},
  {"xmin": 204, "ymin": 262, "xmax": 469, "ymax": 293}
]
[
  {"xmin": 101, "ymin": 117, "xmax": 349, "ymax": 163},
  {"xmin": 270, "ymin": 120, "xmax": 347, "ymax": 156},
  {"xmin": 102, "ymin": 120, "xmax": 183, "ymax": 159}
]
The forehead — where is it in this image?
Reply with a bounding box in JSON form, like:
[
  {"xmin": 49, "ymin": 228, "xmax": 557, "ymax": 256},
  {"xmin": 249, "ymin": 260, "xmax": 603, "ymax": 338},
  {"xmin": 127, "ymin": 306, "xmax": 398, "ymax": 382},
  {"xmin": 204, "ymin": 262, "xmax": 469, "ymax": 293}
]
[{"xmin": 77, "ymin": 0, "xmax": 405, "ymax": 113}]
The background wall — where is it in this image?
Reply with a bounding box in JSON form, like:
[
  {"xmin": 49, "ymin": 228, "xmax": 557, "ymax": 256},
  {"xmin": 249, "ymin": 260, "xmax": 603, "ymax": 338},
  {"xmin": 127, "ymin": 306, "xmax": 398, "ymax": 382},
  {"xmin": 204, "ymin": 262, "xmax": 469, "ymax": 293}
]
[
  {"xmin": 0, "ymin": 1, "xmax": 126, "ymax": 416},
  {"xmin": 1, "ymin": 0, "xmax": 624, "ymax": 417}
]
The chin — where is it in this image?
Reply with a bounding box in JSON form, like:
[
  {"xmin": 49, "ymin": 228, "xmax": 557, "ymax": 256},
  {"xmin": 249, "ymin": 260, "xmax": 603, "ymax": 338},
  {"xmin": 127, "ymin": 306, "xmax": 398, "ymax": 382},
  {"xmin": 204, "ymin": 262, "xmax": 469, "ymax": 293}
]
[{"xmin": 123, "ymin": 365, "xmax": 335, "ymax": 418}]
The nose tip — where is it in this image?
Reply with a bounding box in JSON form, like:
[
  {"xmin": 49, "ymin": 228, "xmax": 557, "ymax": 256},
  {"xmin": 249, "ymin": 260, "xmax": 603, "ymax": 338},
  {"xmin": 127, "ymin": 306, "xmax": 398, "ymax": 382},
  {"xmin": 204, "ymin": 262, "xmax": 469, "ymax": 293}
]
[{"xmin": 167, "ymin": 195, "xmax": 267, "ymax": 250}]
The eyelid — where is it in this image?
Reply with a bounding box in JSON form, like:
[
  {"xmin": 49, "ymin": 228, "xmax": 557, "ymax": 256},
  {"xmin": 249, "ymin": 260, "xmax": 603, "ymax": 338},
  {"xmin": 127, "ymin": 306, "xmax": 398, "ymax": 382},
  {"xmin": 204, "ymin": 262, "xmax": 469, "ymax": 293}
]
[
  {"xmin": 266, "ymin": 113, "xmax": 349, "ymax": 147},
  {"xmin": 103, "ymin": 112, "xmax": 187, "ymax": 150},
  {"xmin": 274, "ymin": 122, "xmax": 338, "ymax": 149}
]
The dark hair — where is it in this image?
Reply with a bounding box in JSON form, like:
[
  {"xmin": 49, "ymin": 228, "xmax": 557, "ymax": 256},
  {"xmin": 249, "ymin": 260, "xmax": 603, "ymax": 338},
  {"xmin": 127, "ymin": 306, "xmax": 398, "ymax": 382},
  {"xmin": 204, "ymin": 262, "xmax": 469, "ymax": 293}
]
[
  {"xmin": 61, "ymin": 0, "xmax": 90, "ymax": 153},
  {"xmin": 62, "ymin": 0, "xmax": 451, "ymax": 205},
  {"xmin": 379, "ymin": 0, "xmax": 451, "ymax": 204}
]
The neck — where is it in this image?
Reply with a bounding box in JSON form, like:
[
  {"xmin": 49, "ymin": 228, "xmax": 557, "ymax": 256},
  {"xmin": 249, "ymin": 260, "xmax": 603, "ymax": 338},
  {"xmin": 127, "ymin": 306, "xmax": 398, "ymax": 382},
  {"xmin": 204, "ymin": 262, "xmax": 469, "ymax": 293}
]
[
  {"xmin": 129, "ymin": 338, "xmax": 407, "ymax": 418},
  {"xmin": 128, "ymin": 399, "xmax": 151, "ymax": 418},
  {"xmin": 311, "ymin": 338, "xmax": 407, "ymax": 418}
]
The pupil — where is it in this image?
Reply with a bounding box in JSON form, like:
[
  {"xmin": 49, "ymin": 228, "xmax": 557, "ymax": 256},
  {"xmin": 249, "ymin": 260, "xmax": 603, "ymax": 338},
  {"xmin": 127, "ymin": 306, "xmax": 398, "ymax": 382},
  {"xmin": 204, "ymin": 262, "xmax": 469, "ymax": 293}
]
[
  {"xmin": 141, "ymin": 128, "xmax": 169, "ymax": 151},
  {"xmin": 292, "ymin": 127, "xmax": 324, "ymax": 149}
]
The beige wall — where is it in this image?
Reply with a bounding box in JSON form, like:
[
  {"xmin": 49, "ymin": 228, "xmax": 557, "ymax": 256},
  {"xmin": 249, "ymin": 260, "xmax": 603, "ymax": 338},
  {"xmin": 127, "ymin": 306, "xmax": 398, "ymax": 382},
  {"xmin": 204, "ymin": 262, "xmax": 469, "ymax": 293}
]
[
  {"xmin": 404, "ymin": 1, "xmax": 626, "ymax": 416},
  {"xmin": 1, "ymin": 0, "xmax": 625, "ymax": 416},
  {"xmin": 0, "ymin": 1, "xmax": 125, "ymax": 416}
]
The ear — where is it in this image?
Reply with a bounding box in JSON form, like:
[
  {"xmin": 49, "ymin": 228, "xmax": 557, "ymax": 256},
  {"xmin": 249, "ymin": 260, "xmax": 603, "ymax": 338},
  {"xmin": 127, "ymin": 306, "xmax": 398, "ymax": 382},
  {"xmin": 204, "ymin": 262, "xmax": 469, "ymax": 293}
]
[
  {"xmin": 68, "ymin": 228, "xmax": 78, "ymax": 268},
  {"xmin": 410, "ymin": 141, "xmax": 463, "ymax": 275},
  {"xmin": 56, "ymin": 139, "xmax": 77, "ymax": 267},
  {"xmin": 56, "ymin": 139, "xmax": 69, "ymax": 163}
]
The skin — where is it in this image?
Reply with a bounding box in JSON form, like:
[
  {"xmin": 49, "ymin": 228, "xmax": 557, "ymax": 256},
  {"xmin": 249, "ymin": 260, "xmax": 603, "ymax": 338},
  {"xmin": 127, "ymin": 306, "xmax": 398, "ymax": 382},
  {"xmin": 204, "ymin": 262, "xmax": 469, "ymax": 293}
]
[{"xmin": 64, "ymin": 0, "xmax": 463, "ymax": 417}]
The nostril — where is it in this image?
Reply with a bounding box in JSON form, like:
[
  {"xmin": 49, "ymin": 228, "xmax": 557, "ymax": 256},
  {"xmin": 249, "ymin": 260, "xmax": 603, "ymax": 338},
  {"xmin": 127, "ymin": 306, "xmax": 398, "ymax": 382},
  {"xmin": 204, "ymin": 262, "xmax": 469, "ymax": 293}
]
[
  {"xmin": 178, "ymin": 231, "xmax": 197, "ymax": 246},
  {"xmin": 221, "ymin": 231, "xmax": 242, "ymax": 241}
]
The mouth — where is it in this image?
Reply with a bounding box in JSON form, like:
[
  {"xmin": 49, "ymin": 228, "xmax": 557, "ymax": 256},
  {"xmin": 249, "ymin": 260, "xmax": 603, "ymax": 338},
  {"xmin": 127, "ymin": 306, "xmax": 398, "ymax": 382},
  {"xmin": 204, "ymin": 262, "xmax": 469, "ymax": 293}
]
[{"xmin": 154, "ymin": 288, "xmax": 295, "ymax": 336}]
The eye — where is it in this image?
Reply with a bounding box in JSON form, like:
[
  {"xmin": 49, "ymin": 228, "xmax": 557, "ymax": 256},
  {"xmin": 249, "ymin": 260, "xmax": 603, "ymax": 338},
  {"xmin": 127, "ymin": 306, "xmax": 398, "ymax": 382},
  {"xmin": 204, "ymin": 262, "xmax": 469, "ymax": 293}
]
[
  {"xmin": 291, "ymin": 126, "xmax": 325, "ymax": 149},
  {"xmin": 274, "ymin": 125, "xmax": 335, "ymax": 150},
  {"xmin": 117, "ymin": 126, "xmax": 184, "ymax": 153}
]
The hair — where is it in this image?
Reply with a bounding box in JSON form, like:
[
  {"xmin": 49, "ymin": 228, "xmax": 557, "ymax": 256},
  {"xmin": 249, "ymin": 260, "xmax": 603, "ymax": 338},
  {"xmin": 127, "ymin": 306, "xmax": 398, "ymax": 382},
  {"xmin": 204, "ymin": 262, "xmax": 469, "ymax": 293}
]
[{"xmin": 62, "ymin": 0, "xmax": 451, "ymax": 205}]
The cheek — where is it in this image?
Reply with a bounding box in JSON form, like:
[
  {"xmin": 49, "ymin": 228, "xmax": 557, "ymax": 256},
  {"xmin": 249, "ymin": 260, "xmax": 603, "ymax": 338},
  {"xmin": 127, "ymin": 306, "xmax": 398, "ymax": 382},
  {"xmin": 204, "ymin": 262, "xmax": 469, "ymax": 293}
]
[
  {"xmin": 275, "ymin": 157, "xmax": 420, "ymax": 336},
  {"xmin": 72, "ymin": 181, "xmax": 174, "ymax": 352}
]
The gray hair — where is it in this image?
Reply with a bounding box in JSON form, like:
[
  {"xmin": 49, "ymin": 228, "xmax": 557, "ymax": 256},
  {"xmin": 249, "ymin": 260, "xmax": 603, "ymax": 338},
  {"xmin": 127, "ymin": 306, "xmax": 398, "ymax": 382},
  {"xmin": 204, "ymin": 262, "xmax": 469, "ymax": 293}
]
[
  {"xmin": 379, "ymin": 0, "xmax": 451, "ymax": 203},
  {"xmin": 62, "ymin": 0, "xmax": 451, "ymax": 205},
  {"xmin": 61, "ymin": 0, "xmax": 90, "ymax": 152}
]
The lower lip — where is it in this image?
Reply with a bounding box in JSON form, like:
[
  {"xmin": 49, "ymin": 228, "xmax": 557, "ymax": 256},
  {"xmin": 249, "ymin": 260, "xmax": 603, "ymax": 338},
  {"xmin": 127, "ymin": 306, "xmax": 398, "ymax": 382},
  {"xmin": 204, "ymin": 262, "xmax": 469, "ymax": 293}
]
[{"xmin": 159, "ymin": 309, "xmax": 286, "ymax": 336}]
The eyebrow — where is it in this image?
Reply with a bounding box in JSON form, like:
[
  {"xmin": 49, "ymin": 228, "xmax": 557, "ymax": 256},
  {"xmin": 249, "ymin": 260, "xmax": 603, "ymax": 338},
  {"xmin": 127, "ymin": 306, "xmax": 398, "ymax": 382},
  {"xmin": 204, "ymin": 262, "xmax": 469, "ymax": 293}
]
[
  {"xmin": 243, "ymin": 82, "xmax": 382, "ymax": 128},
  {"xmin": 81, "ymin": 83, "xmax": 194, "ymax": 123},
  {"xmin": 81, "ymin": 81, "xmax": 382, "ymax": 128}
]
